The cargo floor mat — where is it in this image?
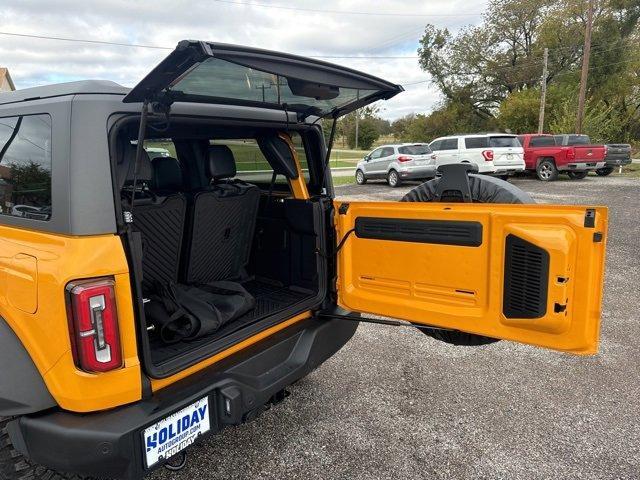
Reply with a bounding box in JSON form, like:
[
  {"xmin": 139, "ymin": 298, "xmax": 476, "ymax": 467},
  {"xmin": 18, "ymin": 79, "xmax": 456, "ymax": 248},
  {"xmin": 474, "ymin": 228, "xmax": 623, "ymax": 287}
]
[{"xmin": 149, "ymin": 278, "xmax": 313, "ymax": 365}]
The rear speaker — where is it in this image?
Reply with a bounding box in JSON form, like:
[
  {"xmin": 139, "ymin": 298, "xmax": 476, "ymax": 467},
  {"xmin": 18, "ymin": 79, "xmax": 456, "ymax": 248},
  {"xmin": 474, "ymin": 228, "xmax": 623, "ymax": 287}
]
[{"xmin": 503, "ymin": 234, "xmax": 549, "ymax": 318}]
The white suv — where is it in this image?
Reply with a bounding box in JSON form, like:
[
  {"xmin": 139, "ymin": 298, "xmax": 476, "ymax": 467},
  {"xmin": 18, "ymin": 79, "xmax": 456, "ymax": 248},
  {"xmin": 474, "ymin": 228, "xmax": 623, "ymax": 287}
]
[
  {"xmin": 355, "ymin": 143, "xmax": 437, "ymax": 187},
  {"xmin": 429, "ymin": 134, "xmax": 525, "ymax": 177}
]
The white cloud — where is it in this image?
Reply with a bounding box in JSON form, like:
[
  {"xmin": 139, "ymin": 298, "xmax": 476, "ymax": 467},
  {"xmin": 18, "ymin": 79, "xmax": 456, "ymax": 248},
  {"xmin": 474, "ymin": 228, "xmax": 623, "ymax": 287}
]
[{"xmin": 0, "ymin": 0, "xmax": 487, "ymax": 119}]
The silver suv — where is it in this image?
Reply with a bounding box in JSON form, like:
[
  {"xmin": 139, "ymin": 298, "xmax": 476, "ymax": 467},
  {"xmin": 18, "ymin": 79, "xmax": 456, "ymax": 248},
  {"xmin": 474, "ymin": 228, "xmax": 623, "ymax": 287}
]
[{"xmin": 355, "ymin": 143, "xmax": 436, "ymax": 187}]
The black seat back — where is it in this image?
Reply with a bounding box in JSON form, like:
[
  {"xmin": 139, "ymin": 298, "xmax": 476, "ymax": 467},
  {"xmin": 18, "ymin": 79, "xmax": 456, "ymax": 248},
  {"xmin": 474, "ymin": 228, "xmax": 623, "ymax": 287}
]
[
  {"xmin": 184, "ymin": 145, "xmax": 260, "ymax": 283},
  {"xmin": 124, "ymin": 149, "xmax": 187, "ymax": 291}
]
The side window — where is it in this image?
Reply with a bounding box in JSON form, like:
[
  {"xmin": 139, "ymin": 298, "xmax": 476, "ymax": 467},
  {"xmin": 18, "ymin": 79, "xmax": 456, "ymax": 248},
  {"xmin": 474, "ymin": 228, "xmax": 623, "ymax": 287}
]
[
  {"xmin": 228, "ymin": 132, "xmax": 309, "ymax": 184},
  {"xmin": 517, "ymin": 136, "xmax": 525, "ymax": 146},
  {"xmin": 0, "ymin": 114, "xmax": 52, "ymax": 221},
  {"xmin": 464, "ymin": 137, "xmax": 488, "ymax": 149},
  {"xmin": 430, "ymin": 140, "xmax": 442, "ymax": 151},
  {"xmin": 144, "ymin": 139, "xmax": 177, "ymax": 159},
  {"xmin": 369, "ymin": 148, "xmax": 384, "ymax": 159},
  {"xmin": 530, "ymin": 136, "xmax": 556, "ymax": 147},
  {"xmin": 381, "ymin": 147, "xmax": 395, "ymax": 157},
  {"xmin": 442, "ymin": 138, "xmax": 459, "ymax": 150}
]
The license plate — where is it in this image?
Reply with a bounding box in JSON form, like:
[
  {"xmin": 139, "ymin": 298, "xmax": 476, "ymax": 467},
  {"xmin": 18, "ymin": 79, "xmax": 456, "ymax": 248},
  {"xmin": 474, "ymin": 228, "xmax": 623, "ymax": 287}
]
[{"xmin": 143, "ymin": 397, "xmax": 210, "ymax": 468}]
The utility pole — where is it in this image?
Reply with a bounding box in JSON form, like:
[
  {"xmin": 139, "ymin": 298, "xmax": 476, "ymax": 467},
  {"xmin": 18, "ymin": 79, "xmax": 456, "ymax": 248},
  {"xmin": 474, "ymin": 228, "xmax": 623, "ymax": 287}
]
[
  {"xmin": 538, "ymin": 47, "xmax": 549, "ymax": 134},
  {"xmin": 576, "ymin": 0, "xmax": 594, "ymax": 134}
]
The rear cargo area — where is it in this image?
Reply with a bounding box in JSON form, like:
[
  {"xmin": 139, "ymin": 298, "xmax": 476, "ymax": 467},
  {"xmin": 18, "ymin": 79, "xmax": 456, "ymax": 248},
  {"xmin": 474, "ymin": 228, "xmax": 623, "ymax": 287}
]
[{"xmin": 114, "ymin": 122, "xmax": 326, "ymax": 376}]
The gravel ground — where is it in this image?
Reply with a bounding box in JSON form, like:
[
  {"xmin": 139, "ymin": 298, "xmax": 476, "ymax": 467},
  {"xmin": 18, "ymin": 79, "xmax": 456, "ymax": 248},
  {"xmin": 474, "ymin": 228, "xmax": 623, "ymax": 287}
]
[{"xmin": 152, "ymin": 174, "xmax": 640, "ymax": 480}]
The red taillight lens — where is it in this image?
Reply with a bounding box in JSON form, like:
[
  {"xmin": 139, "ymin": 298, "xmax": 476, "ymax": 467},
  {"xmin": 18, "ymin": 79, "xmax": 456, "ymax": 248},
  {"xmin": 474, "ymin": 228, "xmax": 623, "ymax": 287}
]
[
  {"xmin": 397, "ymin": 155, "xmax": 412, "ymax": 162},
  {"xmin": 67, "ymin": 278, "xmax": 122, "ymax": 373},
  {"xmin": 482, "ymin": 150, "xmax": 494, "ymax": 161},
  {"xmin": 566, "ymin": 147, "xmax": 576, "ymax": 161}
]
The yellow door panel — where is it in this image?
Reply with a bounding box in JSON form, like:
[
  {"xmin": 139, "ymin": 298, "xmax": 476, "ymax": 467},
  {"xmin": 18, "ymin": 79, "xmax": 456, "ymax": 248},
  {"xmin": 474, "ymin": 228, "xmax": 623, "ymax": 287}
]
[{"xmin": 335, "ymin": 201, "xmax": 607, "ymax": 354}]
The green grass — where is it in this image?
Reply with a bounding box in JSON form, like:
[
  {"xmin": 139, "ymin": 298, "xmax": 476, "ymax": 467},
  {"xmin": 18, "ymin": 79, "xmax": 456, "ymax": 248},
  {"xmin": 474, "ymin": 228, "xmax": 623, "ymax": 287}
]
[
  {"xmin": 616, "ymin": 163, "xmax": 640, "ymax": 177},
  {"xmin": 331, "ymin": 175, "xmax": 356, "ymax": 186}
]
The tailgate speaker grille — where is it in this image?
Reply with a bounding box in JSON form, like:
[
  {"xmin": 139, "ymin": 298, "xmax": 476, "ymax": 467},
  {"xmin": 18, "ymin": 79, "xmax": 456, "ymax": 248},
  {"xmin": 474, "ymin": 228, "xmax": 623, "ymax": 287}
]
[{"xmin": 503, "ymin": 234, "xmax": 549, "ymax": 318}]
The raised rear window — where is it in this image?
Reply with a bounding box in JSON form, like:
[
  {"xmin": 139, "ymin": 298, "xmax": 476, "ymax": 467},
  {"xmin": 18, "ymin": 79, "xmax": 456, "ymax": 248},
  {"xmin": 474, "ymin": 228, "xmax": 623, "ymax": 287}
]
[
  {"xmin": 398, "ymin": 144, "xmax": 432, "ymax": 155},
  {"xmin": 0, "ymin": 114, "xmax": 52, "ymax": 221},
  {"xmin": 565, "ymin": 135, "xmax": 590, "ymax": 145},
  {"xmin": 489, "ymin": 136, "xmax": 520, "ymax": 148}
]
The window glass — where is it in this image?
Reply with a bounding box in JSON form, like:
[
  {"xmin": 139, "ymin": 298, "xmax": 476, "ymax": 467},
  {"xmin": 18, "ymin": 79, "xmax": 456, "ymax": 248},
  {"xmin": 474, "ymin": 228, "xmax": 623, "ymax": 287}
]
[
  {"xmin": 566, "ymin": 135, "xmax": 590, "ymax": 145},
  {"xmin": 553, "ymin": 135, "xmax": 564, "ymax": 145},
  {"xmin": 517, "ymin": 136, "xmax": 525, "ymax": 146},
  {"xmin": 0, "ymin": 114, "xmax": 52, "ymax": 221},
  {"xmin": 530, "ymin": 136, "xmax": 556, "ymax": 147},
  {"xmin": 429, "ymin": 140, "xmax": 442, "ymax": 151},
  {"xmin": 381, "ymin": 147, "xmax": 395, "ymax": 157},
  {"xmin": 464, "ymin": 137, "xmax": 488, "ymax": 149},
  {"xmin": 398, "ymin": 144, "xmax": 432, "ymax": 155},
  {"xmin": 144, "ymin": 139, "xmax": 176, "ymax": 159},
  {"xmin": 225, "ymin": 132, "xmax": 309, "ymax": 184},
  {"xmin": 369, "ymin": 148, "xmax": 384, "ymax": 159},
  {"xmin": 489, "ymin": 136, "xmax": 520, "ymax": 148},
  {"xmin": 441, "ymin": 138, "xmax": 459, "ymax": 150}
]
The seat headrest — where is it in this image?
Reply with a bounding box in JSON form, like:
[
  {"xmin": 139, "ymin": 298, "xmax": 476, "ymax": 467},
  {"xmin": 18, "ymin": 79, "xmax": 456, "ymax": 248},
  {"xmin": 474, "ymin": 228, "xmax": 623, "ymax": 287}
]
[
  {"xmin": 207, "ymin": 145, "xmax": 237, "ymax": 180},
  {"xmin": 120, "ymin": 144, "xmax": 153, "ymax": 187},
  {"xmin": 152, "ymin": 156, "xmax": 183, "ymax": 192}
]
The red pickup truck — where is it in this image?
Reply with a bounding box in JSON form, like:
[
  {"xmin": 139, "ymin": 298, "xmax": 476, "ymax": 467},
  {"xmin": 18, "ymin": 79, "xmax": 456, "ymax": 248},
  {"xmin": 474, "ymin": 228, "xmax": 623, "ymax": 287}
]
[{"xmin": 517, "ymin": 134, "xmax": 607, "ymax": 181}]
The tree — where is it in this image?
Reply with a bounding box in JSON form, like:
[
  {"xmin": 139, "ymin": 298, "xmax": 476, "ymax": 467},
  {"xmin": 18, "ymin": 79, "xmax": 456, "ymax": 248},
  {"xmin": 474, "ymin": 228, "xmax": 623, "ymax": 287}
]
[{"xmin": 345, "ymin": 118, "xmax": 380, "ymax": 149}]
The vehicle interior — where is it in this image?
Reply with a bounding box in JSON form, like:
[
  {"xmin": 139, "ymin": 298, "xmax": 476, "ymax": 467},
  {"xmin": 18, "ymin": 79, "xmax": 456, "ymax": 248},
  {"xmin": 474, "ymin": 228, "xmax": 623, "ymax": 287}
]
[{"xmin": 112, "ymin": 117, "xmax": 331, "ymax": 376}]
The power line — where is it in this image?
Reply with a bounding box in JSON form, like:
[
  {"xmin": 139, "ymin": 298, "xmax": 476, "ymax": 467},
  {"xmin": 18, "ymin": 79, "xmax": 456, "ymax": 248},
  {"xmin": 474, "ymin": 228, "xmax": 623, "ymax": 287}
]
[
  {"xmin": 209, "ymin": 0, "xmax": 483, "ymax": 17},
  {"xmin": 0, "ymin": 31, "xmax": 419, "ymax": 59}
]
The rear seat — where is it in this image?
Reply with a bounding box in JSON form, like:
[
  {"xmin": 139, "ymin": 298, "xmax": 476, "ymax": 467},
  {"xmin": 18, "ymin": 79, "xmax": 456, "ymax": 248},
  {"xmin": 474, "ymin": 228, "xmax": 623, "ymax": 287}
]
[
  {"xmin": 183, "ymin": 145, "xmax": 260, "ymax": 283},
  {"xmin": 124, "ymin": 148, "xmax": 187, "ymax": 292}
]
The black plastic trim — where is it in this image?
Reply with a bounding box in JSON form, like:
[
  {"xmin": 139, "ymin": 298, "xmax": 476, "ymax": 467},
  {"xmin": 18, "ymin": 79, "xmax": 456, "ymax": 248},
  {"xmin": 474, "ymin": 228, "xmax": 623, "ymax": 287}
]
[
  {"xmin": 8, "ymin": 316, "xmax": 357, "ymax": 480},
  {"xmin": 502, "ymin": 234, "xmax": 550, "ymax": 319},
  {"xmin": 354, "ymin": 217, "xmax": 483, "ymax": 247}
]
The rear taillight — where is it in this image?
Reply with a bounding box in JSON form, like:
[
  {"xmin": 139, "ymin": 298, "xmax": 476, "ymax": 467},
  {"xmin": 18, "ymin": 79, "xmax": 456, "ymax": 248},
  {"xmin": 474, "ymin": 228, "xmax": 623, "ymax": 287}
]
[
  {"xmin": 397, "ymin": 155, "xmax": 412, "ymax": 163},
  {"xmin": 67, "ymin": 278, "xmax": 122, "ymax": 373},
  {"xmin": 482, "ymin": 150, "xmax": 494, "ymax": 161},
  {"xmin": 566, "ymin": 147, "xmax": 576, "ymax": 161}
]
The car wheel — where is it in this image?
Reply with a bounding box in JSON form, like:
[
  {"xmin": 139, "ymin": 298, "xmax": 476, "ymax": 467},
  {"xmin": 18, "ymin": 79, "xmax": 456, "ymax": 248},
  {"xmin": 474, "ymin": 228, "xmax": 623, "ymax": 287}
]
[
  {"xmin": 536, "ymin": 159, "xmax": 558, "ymax": 181},
  {"xmin": 0, "ymin": 417, "xmax": 88, "ymax": 480},
  {"xmin": 402, "ymin": 174, "xmax": 535, "ymax": 346},
  {"xmin": 355, "ymin": 169, "xmax": 367, "ymax": 185},
  {"xmin": 387, "ymin": 170, "xmax": 401, "ymax": 188},
  {"xmin": 596, "ymin": 167, "xmax": 614, "ymax": 176},
  {"xmin": 567, "ymin": 171, "xmax": 588, "ymax": 180}
]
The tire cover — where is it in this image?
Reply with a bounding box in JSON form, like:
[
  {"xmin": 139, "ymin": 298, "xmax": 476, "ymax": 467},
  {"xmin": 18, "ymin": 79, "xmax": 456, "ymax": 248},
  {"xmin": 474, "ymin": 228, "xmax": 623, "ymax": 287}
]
[{"xmin": 401, "ymin": 174, "xmax": 534, "ymax": 204}]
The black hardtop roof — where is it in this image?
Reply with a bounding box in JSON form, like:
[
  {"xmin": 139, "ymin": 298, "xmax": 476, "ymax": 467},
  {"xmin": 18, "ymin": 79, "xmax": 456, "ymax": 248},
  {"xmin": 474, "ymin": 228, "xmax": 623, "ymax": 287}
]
[{"xmin": 0, "ymin": 80, "xmax": 129, "ymax": 105}]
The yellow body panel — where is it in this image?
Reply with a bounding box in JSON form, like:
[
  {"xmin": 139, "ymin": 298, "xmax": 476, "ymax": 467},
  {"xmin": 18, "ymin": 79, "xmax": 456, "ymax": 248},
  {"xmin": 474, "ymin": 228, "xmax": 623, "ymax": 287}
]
[
  {"xmin": 279, "ymin": 132, "xmax": 310, "ymax": 200},
  {"xmin": 0, "ymin": 225, "xmax": 141, "ymax": 412},
  {"xmin": 335, "ymin": 201, "xmax": 607, "ymax": 354}
]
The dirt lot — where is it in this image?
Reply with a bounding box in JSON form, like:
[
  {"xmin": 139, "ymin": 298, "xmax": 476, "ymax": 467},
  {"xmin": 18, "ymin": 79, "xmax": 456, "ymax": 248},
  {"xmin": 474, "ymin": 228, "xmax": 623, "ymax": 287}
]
[{"xmin": 153, "ymin": 175, "xmax": 640, "ymax": 480}]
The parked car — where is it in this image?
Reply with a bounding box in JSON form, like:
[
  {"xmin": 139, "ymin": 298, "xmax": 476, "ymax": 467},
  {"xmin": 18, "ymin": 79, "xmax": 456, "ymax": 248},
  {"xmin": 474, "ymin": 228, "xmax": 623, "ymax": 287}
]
[
  {"xmin": 0, "ymin": 40, "xmax": 608, "ymax": 480},
  {"xmin": 602, "ymin": 143, "xmax": 631, "ymax": 176},
  {"xmin": 355, "ymin": 143, "xmax": 436, "ymax": 187},
  {"xmin": 429, "ymin": 134, "xmax": 525, "ymax": 178},
  {"xmin": 518, "ymin": 134, "xmax": 606, "ymax": 181}
]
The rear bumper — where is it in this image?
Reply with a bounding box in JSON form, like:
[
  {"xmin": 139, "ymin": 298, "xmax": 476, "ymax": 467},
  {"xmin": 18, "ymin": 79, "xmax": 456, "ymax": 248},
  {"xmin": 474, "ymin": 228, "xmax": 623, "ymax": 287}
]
[
  {"xmin": 397, "ymin": 165, "xmax": 437, "ymax": 179},
  {"xmin": 7, "ymin": 315, "xmax": 357, "ymax": 480},
  {"xmin": 559, "ymin": 161, "xmax": 606, "ymax": 171},
  {"xmin": 490, "ymin": 166, "xmax": 525, "ymax": 175},
  {"xmin": 604, "ymin": 155, "xmax": 632, "ymax": 167}
]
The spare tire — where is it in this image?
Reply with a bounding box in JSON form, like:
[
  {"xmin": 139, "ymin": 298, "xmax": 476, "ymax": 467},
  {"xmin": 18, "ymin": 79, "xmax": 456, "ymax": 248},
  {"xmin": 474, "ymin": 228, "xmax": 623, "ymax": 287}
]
[{"xmin": 402, "ymin": 174, "xmax": 534, "ymax": 346}]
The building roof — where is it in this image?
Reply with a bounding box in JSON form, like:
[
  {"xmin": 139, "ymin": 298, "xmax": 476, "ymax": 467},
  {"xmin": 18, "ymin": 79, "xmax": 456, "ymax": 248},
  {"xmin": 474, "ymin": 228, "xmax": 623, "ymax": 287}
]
[
  {"xmin": 0, "ymin": 80, "xmax": 129, "ymax": 105},
  {"xmin": 0, "ymin": 68, "xmax": 16, "ymax": 91}
]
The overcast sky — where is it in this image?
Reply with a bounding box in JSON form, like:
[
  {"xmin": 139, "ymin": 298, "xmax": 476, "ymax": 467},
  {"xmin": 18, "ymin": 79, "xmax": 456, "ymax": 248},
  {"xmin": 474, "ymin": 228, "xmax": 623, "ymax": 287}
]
[{"xmin": 1, "ymin": 0, "xmax": 488, "ymax": 120}]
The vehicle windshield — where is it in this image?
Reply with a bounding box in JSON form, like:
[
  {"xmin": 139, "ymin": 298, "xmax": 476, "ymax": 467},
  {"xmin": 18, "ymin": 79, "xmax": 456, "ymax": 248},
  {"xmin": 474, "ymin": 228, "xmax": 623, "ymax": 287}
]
[
  {"xmin": 398, "ymin": 144, "xmax": 431, "ymax": 155},
  {"xmin": 489, "ymin": 136, "xmax": 520, "ymax": 148}
]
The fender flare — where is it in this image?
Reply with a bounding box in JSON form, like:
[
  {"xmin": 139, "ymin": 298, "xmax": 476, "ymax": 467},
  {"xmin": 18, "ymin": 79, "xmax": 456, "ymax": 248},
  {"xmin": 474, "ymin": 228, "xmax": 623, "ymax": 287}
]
[{"xmin": 0, "ymin": 317, "xmax": 56, "ymax": 416}]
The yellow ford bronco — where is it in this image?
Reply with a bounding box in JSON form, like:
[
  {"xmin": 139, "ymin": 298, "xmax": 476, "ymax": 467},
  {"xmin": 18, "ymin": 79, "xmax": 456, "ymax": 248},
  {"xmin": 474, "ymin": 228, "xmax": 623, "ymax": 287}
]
[{"xmin": 0, "ymin": 41, "xmax": 607, "ymax": 479}]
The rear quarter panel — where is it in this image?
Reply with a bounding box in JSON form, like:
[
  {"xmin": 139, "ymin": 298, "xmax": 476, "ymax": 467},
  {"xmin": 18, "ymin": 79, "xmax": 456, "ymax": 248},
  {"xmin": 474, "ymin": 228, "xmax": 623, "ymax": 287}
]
[{"xmin": 0, "ymin": 226, "xmax": 141, "ymax": 412}]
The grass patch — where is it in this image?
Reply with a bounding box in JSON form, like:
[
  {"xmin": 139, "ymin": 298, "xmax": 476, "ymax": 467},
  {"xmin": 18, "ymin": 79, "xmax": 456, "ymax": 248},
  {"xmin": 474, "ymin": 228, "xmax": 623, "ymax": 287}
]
[
  {"xmin": 331, "ymin": 175, "xmax": 356, "ymax": 186},
  {"xmin": 615, "ymin": 163, "xmax": 640, "ymax": 177}
]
